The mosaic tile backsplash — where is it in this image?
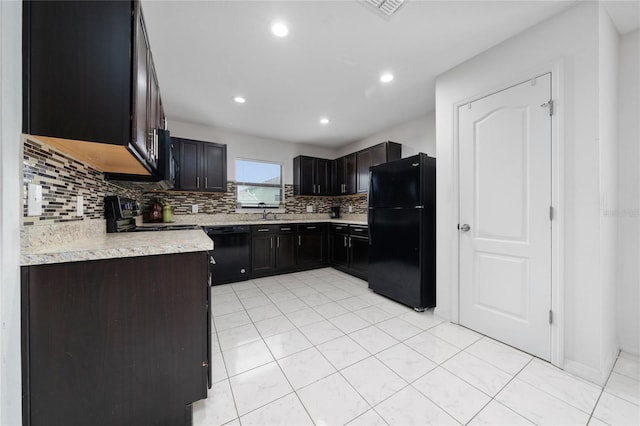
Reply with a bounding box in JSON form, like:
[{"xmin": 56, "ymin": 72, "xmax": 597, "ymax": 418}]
[
  {"xmin": 22, "ymin": 138, "xmax": 141, "ymax": 225},
  {"xmin": 22, "ymin": 138, "xmax": 368, "ymax": 226},
  {"xmin": 142, "ymin": 184, "xmax": 368, "ymax": 217}
]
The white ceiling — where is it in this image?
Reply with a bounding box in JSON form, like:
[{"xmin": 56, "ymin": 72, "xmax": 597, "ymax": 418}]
[{"xmin": 141, "ymin": 0, "xmax": 634, "ymax": 148}]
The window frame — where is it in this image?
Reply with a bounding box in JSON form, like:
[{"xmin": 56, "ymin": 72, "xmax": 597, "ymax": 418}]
[{"xmin": 235, "ymin": 157, "xmax": 284, "ymax": 210}]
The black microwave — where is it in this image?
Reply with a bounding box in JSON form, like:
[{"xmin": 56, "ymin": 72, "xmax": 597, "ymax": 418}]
[{"xmin": 105, "ymin": 129, "xmax": 176, "ymax": 190}]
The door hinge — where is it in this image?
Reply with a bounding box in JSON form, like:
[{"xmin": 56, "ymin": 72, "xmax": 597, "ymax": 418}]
[
  {"xmin": 549, "ymin": 310, "xmax": 553, "ymax": 324},
  {"xmin": 549, "ymin": 206, "xmax": 554, "ymax": 221},
  {"xmin": 541, "ymin": 99, "xmax": 554, "ymax": 116}
]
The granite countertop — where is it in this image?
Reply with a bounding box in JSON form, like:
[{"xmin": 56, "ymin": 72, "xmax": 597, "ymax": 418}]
[
  {"xmin": 21, "ymin": 229, "xmax": 213, "ymax": 266},
  {"xmin": 20, "ymin": 215, "xmax": 367, "ymax": 266}
]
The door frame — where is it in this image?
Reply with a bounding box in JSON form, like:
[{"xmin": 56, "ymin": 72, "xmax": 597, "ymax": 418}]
[{"xmin": 449, "ymin": 60, "xmax": 565, "ymax": 368}]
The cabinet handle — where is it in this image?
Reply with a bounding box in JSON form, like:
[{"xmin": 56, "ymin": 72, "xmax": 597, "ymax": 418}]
[
  {"xmin": 277, "ymin": 236, "xmax": 280, "ymax": 248},
  {"xmin": 354, "ymin": 228, "xmax": 364, "ymax": 232},
  {"xmin": 197, "ymin": 177, "xmax": 200, "ymax": 188},
  {"xmin": 257, "ymin": 228, "xmax": 269, "ymax": 232},
  {"xmin": 335, "ymin": 226, "xmax": 343, "ymax": 230},
  {"xmin": 318, "ymin": 185, "xmax": 321, "ymax": 193},
  {"xmin": 205, "ymin": 177, "xmax": 208, "ymax": 188},
  {"xmin": 298, "ymin": 235, "xmax": 301, "ymax": 246},
  {"xmin": 349, "ymin": 237, "xmax": 352, "ymax": 248},
  {"xmin": 343, "ymin": 236, "xmax": 347, "ymax": 247},
  {"xmin": 154, "ymin": 128, "xmax": 158, "ymax": 162},
  {"xmin": 307, "ymin": 226, "xmax": 316, "ymax": 230},
  {"xmin": 313, "ymin": 184, "xmax": 316, "ymax": 194},
  {"xmin": 280, "ymin": 227, "xmax": 291, "ymax": 231},
  {"xmin": 270, "ymin": 237, "xmax": 273, "ymax": 249}
]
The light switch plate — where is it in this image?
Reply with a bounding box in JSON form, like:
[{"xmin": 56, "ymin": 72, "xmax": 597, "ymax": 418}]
[
  {"xmin": 306, "ymin": 205, "xmax": 314, "ymax": 213},
  {"xmin": 27, "ymin": 183, "xmax": 43, "ymax": 216},
  {"xmin": 192, "ymin": 204, "xmax": 198, "ymax": 214},
  {"xmin": 348, "ymin": 206, "xmax": 353, "ymax": 213}
]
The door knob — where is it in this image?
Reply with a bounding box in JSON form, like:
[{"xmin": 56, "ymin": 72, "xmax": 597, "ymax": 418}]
[{"xmin": 459, "ymin": 224, "xmax": 471, "ymax": 232}]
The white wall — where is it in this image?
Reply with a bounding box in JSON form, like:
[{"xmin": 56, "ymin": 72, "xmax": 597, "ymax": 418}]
[
  {"xmin": 435, "ymin": 1, "xmax": 617, "ymax": 384},
  {"xmin": 335, "ymin": 113, "xmax": 436, "ymax": 159},
  {"xmin": 168, "ymin": 121, "xmax": 336, "ymax": 184},
  {"xmin": 0, "ymin": 1, "xmax": 23, "ymax": 424},
  {"xmin": 598, "ymin": 5, "xmax": 620, "ymax": 372},
  {"xmin": 616, "ymin": 28, "xmax": 640, "ymax": 356}
]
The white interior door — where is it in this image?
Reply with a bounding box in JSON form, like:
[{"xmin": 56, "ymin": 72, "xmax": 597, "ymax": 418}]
[{"xmin": 458, "ymin": 74, "xmax": 552, "ymax": 360}]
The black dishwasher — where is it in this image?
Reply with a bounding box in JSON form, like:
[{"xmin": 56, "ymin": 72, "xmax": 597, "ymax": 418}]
[{"xmin": 204, "ymin": 225, "xmax": 251, "ymax": 285}]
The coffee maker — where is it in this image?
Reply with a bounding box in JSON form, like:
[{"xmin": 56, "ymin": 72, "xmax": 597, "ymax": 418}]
[{"xmin": 330, "ymin": 206, "xmax": 341, "ymax": 218}]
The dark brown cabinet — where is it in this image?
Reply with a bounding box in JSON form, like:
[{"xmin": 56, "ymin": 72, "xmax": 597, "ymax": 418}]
[
  {"xmin": 293, "ymin": 156, "xmax": 331, "ymax": 196},
  {"xmin": 21, "ymin": 252, "xmax": 209, "ymax": 426},
  {"xmin": 333, "ymin": 153, "xmax": 357, "ymax": 195},
  {"xmin": 297, "ymin": 224, "xmax": 328, "ymax": 268},
  {"xmin": 250, "ymin": 224, "xmax": 327, "ymax": 277},
  {"xmin": 356, "ymin": 142, "xmax": 402, "ymax": 193},
  {"xmin": 23, "ymin": 1, "xmax": 164, "ymax": 175},
  {"xmin": 251, "ymin": 225, "xmax": 297, "ymax": 276},
  {"xmin": 330, "ymin": 224, "xmax": 369, "ymax": 280},
  {"xmin": 174, "ymin": 137, "xmax": 227, "ymax": 192}
]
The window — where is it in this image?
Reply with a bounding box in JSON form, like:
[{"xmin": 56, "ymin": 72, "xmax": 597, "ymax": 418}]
[{"xmin": 236, "ymin": 159, "xmax": 283, "ymax": 208}]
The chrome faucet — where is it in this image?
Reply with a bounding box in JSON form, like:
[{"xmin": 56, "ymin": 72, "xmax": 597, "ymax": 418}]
[{"xmin": 262, "ymin": 210, "xmax": 276, "ymax": 220}]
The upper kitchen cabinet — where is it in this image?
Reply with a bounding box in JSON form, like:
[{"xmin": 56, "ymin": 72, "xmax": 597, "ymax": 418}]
[
  {"xmin": 293, "ymin": 156, "xmax": 331, "ymax": 196},
  {"xmin": 174, "ymin": 137, "xmax": 227, "ymax": 192},
  {"xmin": 333, "ymin": 153, "xmax": 357, "ymax": 195},
  {"xmin": 23, "ymin": 0, "xmax": 165, "ymax": 175},
  {"xmin": 356, "ymin": 141, "xmax": 401, "ymax": 193}
]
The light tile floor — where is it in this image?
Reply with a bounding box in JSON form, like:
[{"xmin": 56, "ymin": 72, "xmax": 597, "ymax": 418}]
[{"xmin": 193, "ymin": 268, "xmax": 640, "ymax": 426}]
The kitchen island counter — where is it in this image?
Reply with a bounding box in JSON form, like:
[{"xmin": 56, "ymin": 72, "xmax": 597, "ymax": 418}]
[{"xmin": 21, "ymin": 228, "xmax": 213, "ymax": 266}]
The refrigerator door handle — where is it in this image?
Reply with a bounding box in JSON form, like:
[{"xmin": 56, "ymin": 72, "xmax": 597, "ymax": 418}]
[
  {"xmin": 367, "ymin": 170, "xmax": 373, "ymax": 207},
  {"xmin": 367, "ymin": 209, "xmax": 373, "ymax": 244}
]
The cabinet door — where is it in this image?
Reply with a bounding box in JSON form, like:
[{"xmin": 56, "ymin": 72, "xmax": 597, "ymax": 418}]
[
  {"xmin": 330, "ymin": 232, "xmax": 349, "ymax": 268},
  {"xmin": 356, "ymin": 149, "xmax": 372, "ymax": 193},
  {"xmin": 315, "ymin": 159, "xmax": 330, "ymax": 196},
  {"xmin": 22, "ymin": 252, "xmax": 207, "ymax": 425},
  {"xmin": 147, "ymin": 63, "xmax": 160, "ymax": 168},
  {"xmin": 176, "ymin": 139, "xmax": 201, "ymax": 191},
  {"xmin": 349, "ymin": 236, "xmax": 369, "ymax": 279},
  {"xmin": 133, "ymin": 10, "xmax": 150, "ymax": 161},
  {"xmin": 251, "ymin": 235, "xmax": 275, "ymax": 274},
  {"xmin": 202, "ymin": 142, "xmax": 227, "ymax": 192},
  {"xmin": 300, "ymin": 156, "xmax": 315, "ymax": 195},
  {"xmin": 345, "ymin": 153, "xmax": 357, "ymax": 194},
  {"xmin": 298, "ymin": 232, "xmax": 326, "ymax": 268},
  {"xmin": 334, "ymin": 157, "xmax": 345, "ymax": 195},
  {"xmin": 275, "ymin": 234, "xmax": 297, "ymax": 270}
]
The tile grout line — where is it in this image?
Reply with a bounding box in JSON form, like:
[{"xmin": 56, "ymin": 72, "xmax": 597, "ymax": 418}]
[{"xmin": 587, "ymin": 350, "xmax": 622, "ymax": 425}]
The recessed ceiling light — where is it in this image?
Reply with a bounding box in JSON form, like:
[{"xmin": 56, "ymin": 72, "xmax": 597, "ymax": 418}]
[
  {"xmin": 320, "ymin": 117, "xmax": 330, "ymax": 125},
  {"xmin": 380, "ymin": 72, "xmax": 394, "ymax": 83},
  {"xmin": 233, "ymin": 96, "xmax": 246, "ymax": 104},
  {"xmin": 271, "ymin": 22, "xmax": 289, "ymax": 38}
]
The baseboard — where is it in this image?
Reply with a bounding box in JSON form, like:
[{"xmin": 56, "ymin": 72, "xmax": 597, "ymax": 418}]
[{"xmin": 563, "ymin": 348, "xmax": 618, "ymax": 386}]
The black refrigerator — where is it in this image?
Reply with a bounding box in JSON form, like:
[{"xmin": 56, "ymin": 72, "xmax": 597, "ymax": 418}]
[{"xmin": 367, "ymin": 153, "xmax": 436, "ymax": 310}]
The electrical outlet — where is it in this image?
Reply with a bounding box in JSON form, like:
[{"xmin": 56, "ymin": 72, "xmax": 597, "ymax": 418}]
[
  {"xmin": 76, "ymin": 195, "xmax": 84, "ymax": 216},
  {"xmin": 306, "ymin": 205, "xmax": 314, "ymax": 213},
  {"xmin": 192, "ymin": 204, "xmax": 198, "ymax": 214},
  {"xmin": 27, "ymin": 183, "xmax": 43, "ymax": 216},
  {"xmin": 348, "ymin": 205, "xmax": 353, "ymax": 213}
]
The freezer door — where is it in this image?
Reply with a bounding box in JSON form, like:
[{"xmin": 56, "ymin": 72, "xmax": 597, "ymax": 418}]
[
  {"xmin": 368, "ymin": 208, "xmax": 424, "ymax": 308},
  {"xmin": 369, "ymin": 156, "xmax": 422, "ymax": 208}
]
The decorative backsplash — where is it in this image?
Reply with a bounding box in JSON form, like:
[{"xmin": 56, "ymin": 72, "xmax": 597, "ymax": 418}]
[
  {"xmin": 22, "ymin": 138, "xmax": 141, "ymax": 225},
  {"xmin": 142, "ymin": 183, "xmax": 368, "ymax": 217},
  {"xmin": 22, "ymin": 138, "xmax": 368, "ymax": 226}
]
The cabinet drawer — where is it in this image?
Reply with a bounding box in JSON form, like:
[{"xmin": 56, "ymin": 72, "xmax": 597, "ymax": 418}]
[
  {"xmin": 349, "ymin": 225, "xmax": 368, "ymax": 236},
  {"xmin": 251, "ymin": 225, "xmax": 279, "ymax": 234},
  {"xmin": 298, "ymin": 223, "xmax": 326, "ymax": 233},
  {"xmin": 276, "ymin": 225, "xmax": 296, "ymax": 233},
  {"xmin": 330, "ymin": 224, "xmax": 349, "ymax": 234}
]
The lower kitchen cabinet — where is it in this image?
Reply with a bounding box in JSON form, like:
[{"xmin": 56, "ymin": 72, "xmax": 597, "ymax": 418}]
[
  {"xmin": 297, "ymin": 224, "xmax": 328, "ymax": 268},
  {"xmin": 330, "ymin": 224, "xmax": 369, "ymax": 280},
  {"xmin": 250, "ymin": 223, "xmax": 327, "ymax": 277},
  {"xmin": 21, "ymin": 252, "xmax": 209, "ymax": 426}
]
